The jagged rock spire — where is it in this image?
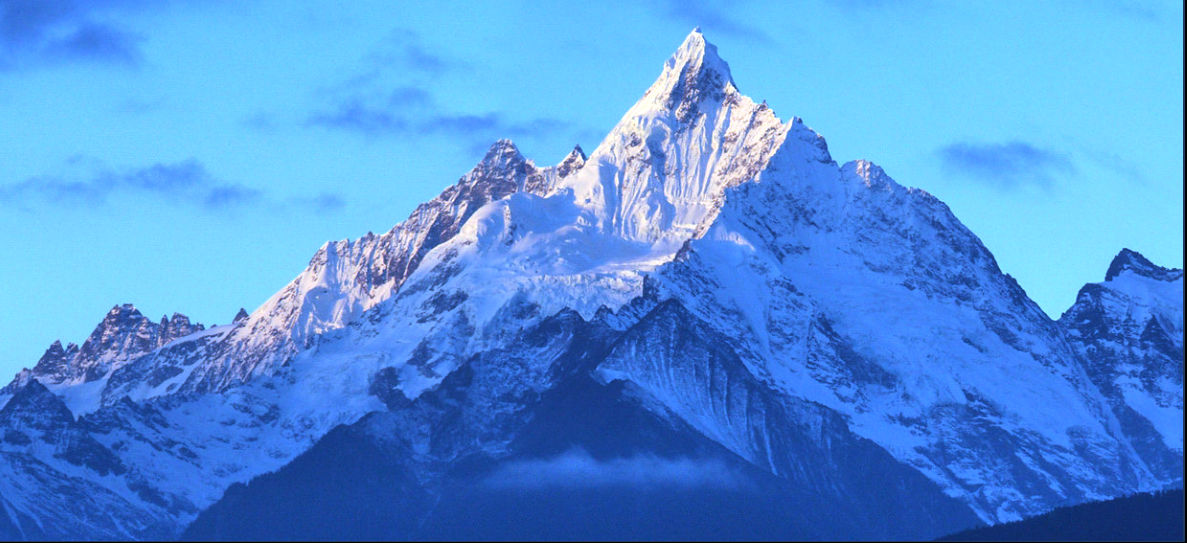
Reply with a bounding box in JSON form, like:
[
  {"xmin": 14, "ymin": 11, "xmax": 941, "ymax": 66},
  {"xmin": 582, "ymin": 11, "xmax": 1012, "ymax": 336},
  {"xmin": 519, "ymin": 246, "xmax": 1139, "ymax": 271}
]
[
  {"xmin": 556, "ymin": 144, "xmax": 587, "ymax": 178},
  {"xmin": 570, "ymin": 144, "xmax": 586, "ymax": 161}
]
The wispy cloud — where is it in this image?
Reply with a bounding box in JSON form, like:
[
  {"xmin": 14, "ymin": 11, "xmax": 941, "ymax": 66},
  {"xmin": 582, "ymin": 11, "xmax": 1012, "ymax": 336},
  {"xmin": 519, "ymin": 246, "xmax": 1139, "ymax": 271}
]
[
  {"xmin": 307, "ymin": 80, "xmax": 571, "ymax": 148},
  {"xmin": 643, "ymin": 0, "xmax": 772, "ymax": 43},
  {"xmin": 938, "ymin": 141, "xmax": 1075, "ymax": 189},
  {"xmin": 363, "ymin": 29, "xmax": 460, "ymax": 75},
  {"xmin": 0, "ymin": 158, "xmax": 345, "ymax": 213},
  {"xmin": 329, "ymin": 28, "xmax": 467, "ymax": 94},
  {"xmin": 308, "ymin": 100, "xmax": 573, "ymax": 152},
  {"xmin": 310, "ymin": 99, "xmax": 570, "ymax": 141},
  {"xmin": 482, "ymin": 449, "xmax": 751, "ymax": 491},
  {"xmin": 1080, "ymin": 147, "xmax": 1147, "ymax": 186},
  {"xmin": 288, "ymin": 192, "xmax": 345, "ymax": 212},
  {"xmin": 0, "ymin": 0, "xmax": 147, "ymax": 70},
  {"xmin": 271, "ymin": 27, "xmax": 581, "ymax": 152},
  {"xmin": 307, "ymin": 97, "xmax": 409, "ymax": 135},
  {"xmin": 304, "ymin": 86, "xmax": 429, "ymax": 136}
]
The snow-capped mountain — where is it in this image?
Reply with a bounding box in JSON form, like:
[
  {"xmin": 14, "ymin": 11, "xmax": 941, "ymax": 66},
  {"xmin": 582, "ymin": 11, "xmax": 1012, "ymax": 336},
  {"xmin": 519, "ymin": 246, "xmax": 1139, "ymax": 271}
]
[
  {"xmin": 10, "ymin": 305, "xmax": 205, "ymax": 387},
  {"xmin": 1059, "ymin": 249, "xmax": 1184, "ymax": 482},
  {"xmin": 1, "ymin": 29, "xmax": 1181, "ymax": 541},
  {"xmin": 1, "ymin": 305, "xmax": 206, "ymax": 413}
]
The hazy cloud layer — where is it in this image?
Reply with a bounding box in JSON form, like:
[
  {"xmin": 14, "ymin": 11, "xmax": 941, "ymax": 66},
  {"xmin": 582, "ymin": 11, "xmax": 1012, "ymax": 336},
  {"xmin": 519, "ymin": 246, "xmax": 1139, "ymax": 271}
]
[
  {"xmin": 0, "ymin": 158, "xmax": 345, "ymax": 213},
  {"xmin": 938, "ymin": 141, "xmax": 1074, "ymax": 189},
  {"xmin": 482, "ymin": 449, "xmax": 751, "ymax": 491},
  {"xmin": 0, "ymin": 0, "xmax": 146, "ymax": 69}
]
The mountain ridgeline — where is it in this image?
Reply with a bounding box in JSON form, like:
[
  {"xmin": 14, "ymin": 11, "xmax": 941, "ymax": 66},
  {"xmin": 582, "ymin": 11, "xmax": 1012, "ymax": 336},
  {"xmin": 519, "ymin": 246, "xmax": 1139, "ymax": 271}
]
[{"xmin": 0, "ymin": 30, "xmax": 1181, "ymax": 541}]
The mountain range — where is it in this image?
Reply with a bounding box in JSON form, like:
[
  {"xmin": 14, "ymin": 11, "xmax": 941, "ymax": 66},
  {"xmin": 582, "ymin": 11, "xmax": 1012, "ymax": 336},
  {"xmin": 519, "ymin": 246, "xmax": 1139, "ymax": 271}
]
[{"xmin": 0, "ymin": 29, "xmax": 1181, "ymax": 541}]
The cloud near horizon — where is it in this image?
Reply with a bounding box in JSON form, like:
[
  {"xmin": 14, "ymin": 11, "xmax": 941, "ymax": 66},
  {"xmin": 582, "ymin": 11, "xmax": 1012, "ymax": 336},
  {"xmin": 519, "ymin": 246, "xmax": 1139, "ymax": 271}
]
[
  {"xmin": 481, "ymin": 449, "xmax": 752, "ymax": 491},
  {"xmin": 0, "ymin": 158, "xmax": 345, "ymax": 213},
  {"xmin": 937, "ymin": 141, "xmax": 1075, "ymax": 189}
]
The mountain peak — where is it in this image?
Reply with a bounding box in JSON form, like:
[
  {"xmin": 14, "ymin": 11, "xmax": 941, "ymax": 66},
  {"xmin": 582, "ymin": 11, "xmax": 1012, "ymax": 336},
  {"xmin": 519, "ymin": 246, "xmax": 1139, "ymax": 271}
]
[
  {"xmin": 845, "ymin": 160, "xmax": 894, "ymax": 191},
  {"xmin": 108, "ymin": 303, "xmax": 142, "ymax": 318},
  {"xmin": 668, "ymin": 27, "xmax": 727, "ymax": 75},
  {"xmin": 0, "ymin": 378, "xmax": 70, "ymax": 422},
  {"xmin": 639, "ymin": 28, "xmax": 736, "ymax": 122},
  {"xmin": 481, "ymin": 139, "xmax": 522, "ymax": 165},
  {"xmin": 1105, "ymin": 248, "xmax": 1183, "ymax": 282},
  {"xmin": 30, "ymin": 340, "xmax": 73, "ymax": 378},
  {"xmin": 460, "ymin": 139, "xmax": 532, "ymax": 185}
]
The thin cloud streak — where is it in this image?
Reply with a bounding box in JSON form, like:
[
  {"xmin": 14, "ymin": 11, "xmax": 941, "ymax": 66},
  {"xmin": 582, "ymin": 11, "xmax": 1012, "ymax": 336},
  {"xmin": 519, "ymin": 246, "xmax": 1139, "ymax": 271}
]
[
  {"xmin": 0, "ymin": 158, "xmax": 346, "ymax": 213},
  {"xmin": 938, "ymin": 141, "xmax": 1074, "ymax": 189},
  {"xmin": 1082, "ymin": 147, "xmax": 1148, "ymax": 186},
  {"xmin": 289, "ymin": 192, "xmax": 345, "ymax": 213}
]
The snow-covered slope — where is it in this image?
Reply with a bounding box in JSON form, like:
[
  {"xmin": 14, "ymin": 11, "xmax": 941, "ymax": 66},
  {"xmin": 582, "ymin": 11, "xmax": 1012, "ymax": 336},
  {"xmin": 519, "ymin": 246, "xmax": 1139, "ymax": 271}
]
[
  {"xmin": 0, "ymin": 29, "xmax": 1181, "ymax": 540},
  {"xmin": 175, "ymin": 139, "xmax": 576, "ymax": 395}
]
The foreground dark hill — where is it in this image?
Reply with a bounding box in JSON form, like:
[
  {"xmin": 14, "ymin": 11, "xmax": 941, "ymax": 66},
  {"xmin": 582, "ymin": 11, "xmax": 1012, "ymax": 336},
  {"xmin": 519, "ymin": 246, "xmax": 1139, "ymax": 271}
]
[{"xmin": 937, "ymin": 488, "xmax": 1184, "ymax": 542}]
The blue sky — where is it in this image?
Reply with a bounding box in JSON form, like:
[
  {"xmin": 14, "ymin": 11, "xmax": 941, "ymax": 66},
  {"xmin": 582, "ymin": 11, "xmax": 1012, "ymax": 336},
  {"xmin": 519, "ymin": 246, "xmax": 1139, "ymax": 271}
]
[{"xmin": 0, "ymin": 0, "xmax": 1181, "ymax": 380}]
